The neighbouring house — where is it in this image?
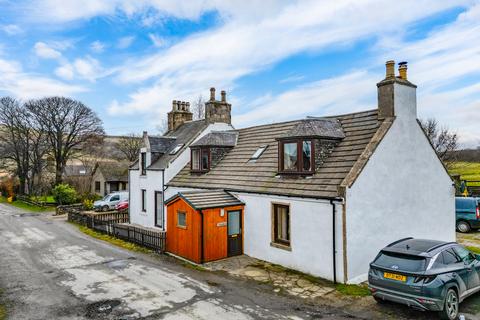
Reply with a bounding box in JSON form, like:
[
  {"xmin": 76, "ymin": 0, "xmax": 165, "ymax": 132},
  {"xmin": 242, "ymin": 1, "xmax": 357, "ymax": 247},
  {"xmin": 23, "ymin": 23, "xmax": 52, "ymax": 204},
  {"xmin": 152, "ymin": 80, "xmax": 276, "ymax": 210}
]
[
  {"xmin": 63, "ymin": 164, "xmax": 93, "ymax": 194},
  {"xmin": 128, "ymin": 88, "xmax": 235, "ymax": 229},
  {"xmin": 166, "ymin": 61, "xmax": 455, "ymax": 284},
  {"xmin": 92, "ymin": 161, "xmax": 129, "ymax": 196}
]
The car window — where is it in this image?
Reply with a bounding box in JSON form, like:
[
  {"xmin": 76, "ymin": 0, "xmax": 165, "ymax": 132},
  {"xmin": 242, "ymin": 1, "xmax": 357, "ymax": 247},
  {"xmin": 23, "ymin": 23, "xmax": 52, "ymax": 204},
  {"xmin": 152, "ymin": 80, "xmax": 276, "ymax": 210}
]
[
  {"xmin": 456, "ymin": 198, "xmax": 476, "ymax": 210},
  {"xmin": 453, "ymin": 246, "xmax": 475, "ymax": 264},
  {"xmin": 374, "ymin": 252, "xmax": 426, "ymax": 272},
  {"xmin": 110, "ymin": 195, "xmax": 120, "ymax": 201},
  {"xmin": 443, "ymin": 249, "xmax": 461, "ymax": 265}
]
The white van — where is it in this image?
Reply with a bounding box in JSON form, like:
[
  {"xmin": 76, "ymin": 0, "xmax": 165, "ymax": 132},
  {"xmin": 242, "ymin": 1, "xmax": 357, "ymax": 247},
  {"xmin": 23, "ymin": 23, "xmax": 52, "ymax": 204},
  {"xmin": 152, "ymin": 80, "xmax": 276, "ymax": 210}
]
[{"xmin": 93, "ymin": 191, "xmax": 128, "ymax": 211}]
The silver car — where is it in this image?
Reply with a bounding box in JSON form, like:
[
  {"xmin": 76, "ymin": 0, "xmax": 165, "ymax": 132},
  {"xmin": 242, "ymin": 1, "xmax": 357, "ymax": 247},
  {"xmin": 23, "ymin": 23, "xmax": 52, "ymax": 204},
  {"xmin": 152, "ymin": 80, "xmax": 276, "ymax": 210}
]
[{"xmin": 93, "ymin": 192, "xmax": 128, "ymax": 212}]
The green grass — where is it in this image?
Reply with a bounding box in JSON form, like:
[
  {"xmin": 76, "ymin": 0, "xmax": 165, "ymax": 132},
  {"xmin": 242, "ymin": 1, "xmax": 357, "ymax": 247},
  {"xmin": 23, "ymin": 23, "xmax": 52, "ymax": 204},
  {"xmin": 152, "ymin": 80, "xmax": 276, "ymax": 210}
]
[
  {"xmin": 30, "ymin": 195, "xmax": 55, "ymax": 203},
  {"xmin": 449, "ymin": 162, "xmax": 480, "ymax": 186},
  {"xmin": 0, "ymin": 196, "xmax": 53, "ymax": 212},
  {"xmin": 73, "ymin": 223, "xmax": 152, "ymax": 254},
  {"xmin": 467, "ymin": 246, "xmax": 480, "ymax": 255},
  {"xmin": 0, "ymin": 289, "xmax": 6, "ymax": 320},
  {"xmin": 335, "ymin": 283, "xmax": 371, "ymax": 297}
]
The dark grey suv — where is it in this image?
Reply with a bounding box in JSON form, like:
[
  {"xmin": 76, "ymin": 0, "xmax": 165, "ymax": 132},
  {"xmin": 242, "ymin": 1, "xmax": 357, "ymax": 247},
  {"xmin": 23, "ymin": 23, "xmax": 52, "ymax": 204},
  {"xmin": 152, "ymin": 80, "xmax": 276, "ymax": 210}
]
[{"xmin": 368, "ymin": 238, "xmax": 480, "ymax": 319}]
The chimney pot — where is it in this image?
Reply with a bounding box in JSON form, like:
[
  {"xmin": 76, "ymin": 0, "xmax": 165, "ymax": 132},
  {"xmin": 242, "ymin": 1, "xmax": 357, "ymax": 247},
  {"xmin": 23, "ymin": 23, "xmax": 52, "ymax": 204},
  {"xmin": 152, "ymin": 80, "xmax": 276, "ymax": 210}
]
[
  {"xmin": 221, "ymin": 90, "xmax": 226, "ymax": 102},
  {"xmin": 185, "ymin": 102, "xmax": 190, "ymax": 111},
  {"xmin": 181, "ymin": 101, "xmax": 186, "ymax": 111},
  {"xmin": 172, "ymin": 100, "xmax": 177, "ymax": 110},
  {"xmin": 385, "ymin": 60, "xmax": 395, "ymax": 79},
  {"xmin": 398, "ymin": 61, "xmax": 408, "ymax": 80},
  {"xmin": 210, "ymin": 87, "xmax": 216, "ymax": 101}
]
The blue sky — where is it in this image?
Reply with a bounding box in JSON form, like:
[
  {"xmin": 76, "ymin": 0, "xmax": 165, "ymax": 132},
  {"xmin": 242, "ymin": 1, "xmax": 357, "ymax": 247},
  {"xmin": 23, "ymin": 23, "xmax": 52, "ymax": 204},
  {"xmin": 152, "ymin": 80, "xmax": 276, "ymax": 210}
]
[{"xmin": 0, "ymin": 1, "xmax": 479, "ymax": 146}]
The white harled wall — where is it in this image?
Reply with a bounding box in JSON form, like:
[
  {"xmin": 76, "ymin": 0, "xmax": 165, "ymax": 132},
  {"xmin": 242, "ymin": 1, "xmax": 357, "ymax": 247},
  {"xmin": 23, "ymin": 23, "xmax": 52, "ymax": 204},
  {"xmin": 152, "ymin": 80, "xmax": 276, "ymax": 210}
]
[
  {"xmin": 167, "ymin": 186, "xmax": 345, "ymax": 283},
  {"xmin": 129, "ymin": 122, "xmax": 233, "ymax": 229},
  {"xmin": 345, "ymin": 82, "xmax": 455, "ymax": 284}
]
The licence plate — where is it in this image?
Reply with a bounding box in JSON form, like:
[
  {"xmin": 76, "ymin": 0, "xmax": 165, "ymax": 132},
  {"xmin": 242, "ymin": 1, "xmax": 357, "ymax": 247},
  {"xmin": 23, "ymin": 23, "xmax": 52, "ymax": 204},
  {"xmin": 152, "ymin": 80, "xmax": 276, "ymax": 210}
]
[{"xmin": 384, "ymin": 272, "xmax": 407, "ymax": 282}]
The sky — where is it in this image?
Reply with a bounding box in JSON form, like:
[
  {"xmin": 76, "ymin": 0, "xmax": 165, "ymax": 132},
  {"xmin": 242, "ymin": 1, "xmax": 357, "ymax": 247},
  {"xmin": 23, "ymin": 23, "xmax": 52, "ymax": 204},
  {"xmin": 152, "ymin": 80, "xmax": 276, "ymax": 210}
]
[{"xmin": 0, "ymin": 0, "xmax": 479, "ymax": 147}]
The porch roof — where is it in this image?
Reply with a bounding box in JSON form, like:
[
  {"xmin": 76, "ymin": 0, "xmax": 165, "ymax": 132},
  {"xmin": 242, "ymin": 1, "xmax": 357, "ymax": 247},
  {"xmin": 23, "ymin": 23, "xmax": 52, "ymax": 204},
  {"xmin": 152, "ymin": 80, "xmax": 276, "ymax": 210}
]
[{"xmin": 165, "ymin": 190, "xmax": 244, "ymax": 210}]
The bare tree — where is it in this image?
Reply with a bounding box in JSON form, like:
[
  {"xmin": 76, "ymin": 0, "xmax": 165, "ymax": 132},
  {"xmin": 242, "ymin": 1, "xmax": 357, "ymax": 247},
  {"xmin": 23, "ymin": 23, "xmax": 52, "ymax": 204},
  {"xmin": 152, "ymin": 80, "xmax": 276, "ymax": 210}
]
[
  {"xmin": 191, "ymin": 95, "xmax": 205, "ymax": 120},
  {"xmin": 420, "ymin": 118, "xmax": 458, "ymax": 166},
  {"xmin": 26, "ymin": 97, "xmax": 104, "ymax": 185},
  {"xmin": 115, "ymin": 133, "xmax": 142, "ymax": 162},
  {"xmin": 156, "ymin": 118, "xmax": 168, "ymax": 135},
  {"xmin": 0, "ymin": 97, "xmax": 48, "ymax": 194}
]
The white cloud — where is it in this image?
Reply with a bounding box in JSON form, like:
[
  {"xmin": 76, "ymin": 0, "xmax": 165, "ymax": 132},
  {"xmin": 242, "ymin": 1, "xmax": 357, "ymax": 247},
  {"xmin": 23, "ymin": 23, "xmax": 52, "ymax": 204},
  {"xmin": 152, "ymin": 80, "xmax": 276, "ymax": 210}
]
[
  {"xmin": 0, "ymin": 58, "xmax": 86, "ymax": 98},
  {"xmin": 90, "ymin": 40, "xmax": 105, "ymax": 53},
  {"xmin": 2, "ymin": 24, "xmax": 22, "ymax": 35},
  {"xmin": 117, "ymin": 36, "xmax": 135, "ymax": 49},
  {"xmin": 111, "ymin": 0, "xmax": 467, "ymax": 115},
  {"xmin": 55, "ymin": 63, "xmax": 75, "ymax": 80},
  {"xmin": 148, "ymin": 33, "xmax": 164, "ymax": 47},
  {"xmin": 55, "ymin": 56, "xmax": 114, "ymax": 82},
  {"xmin": 235, "ymin": 71, "xmax": 376, "ymax": 127},
  {"xmin": 34, "ymin": 41, "xmax": 62, "ymax": 59}
]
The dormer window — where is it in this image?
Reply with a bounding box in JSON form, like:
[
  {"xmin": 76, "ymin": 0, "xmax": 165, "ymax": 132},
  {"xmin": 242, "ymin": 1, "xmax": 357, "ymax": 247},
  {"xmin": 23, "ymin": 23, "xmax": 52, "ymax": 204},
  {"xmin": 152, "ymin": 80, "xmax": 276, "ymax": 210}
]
[
  {"xmin": 191, "ymin": 148, "xmax": 210, "ymax": 172},
  {"xmin": 279, "ymin": 139, "xmax": 314, "ymax": 174}
]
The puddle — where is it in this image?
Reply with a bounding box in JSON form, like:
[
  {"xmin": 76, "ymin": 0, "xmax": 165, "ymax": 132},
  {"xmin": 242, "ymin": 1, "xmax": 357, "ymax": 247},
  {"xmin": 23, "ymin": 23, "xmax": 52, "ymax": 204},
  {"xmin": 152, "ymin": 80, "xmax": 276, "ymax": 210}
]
[
  {"xmin": 86, "ymin": 299, "xmax": 121, "ymax": 318},
  {"xmin": 105, "ymin": 259, "xmax": 130, "ymax": 270}
]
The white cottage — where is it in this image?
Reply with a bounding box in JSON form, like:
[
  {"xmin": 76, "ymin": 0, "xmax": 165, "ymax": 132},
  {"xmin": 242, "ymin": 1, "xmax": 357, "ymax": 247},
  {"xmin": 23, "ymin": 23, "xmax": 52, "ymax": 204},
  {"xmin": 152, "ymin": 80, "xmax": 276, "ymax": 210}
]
[
  {"xmin": 129, "ymin": 88, "xmax": 234, "ymax": 229},
  {"xmin": 166, "ymin": 61, "xmax": 455, "ymax": 284}
]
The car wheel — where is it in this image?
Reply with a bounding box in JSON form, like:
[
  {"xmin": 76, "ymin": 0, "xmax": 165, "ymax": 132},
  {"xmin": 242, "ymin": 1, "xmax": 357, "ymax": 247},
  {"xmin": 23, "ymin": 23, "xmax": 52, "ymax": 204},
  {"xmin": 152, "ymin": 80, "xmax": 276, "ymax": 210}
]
[
  {"xmin": 457, "ymin": 221, "xmax": 471, "ymax": 233},
  {"xmin": 439, "ymin": 288, "xmax": 459, "ymax": 320},
  {"xmin": 102, "ymin": 205, "xmax": 109, "ymax": 212}
]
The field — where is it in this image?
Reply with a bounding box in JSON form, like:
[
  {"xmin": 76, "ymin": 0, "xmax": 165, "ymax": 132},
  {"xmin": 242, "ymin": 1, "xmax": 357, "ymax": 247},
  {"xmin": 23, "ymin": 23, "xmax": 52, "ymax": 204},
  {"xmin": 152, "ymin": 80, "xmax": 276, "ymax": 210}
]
[{"xmin": 448, "ymin": 162, "xmax": 480, "ymax": 186}]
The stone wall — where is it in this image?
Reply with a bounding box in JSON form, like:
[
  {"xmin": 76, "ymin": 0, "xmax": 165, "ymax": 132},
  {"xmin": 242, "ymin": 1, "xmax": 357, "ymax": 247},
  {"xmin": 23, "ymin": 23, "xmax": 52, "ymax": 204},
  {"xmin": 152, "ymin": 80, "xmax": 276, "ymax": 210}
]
[
  {"xmin": 211, "ymin": 147, "xmax": 231, "ymax": 167},
  {"xmin": 314, "ymin": 139, "xmax": 338, "ymax": 170}
]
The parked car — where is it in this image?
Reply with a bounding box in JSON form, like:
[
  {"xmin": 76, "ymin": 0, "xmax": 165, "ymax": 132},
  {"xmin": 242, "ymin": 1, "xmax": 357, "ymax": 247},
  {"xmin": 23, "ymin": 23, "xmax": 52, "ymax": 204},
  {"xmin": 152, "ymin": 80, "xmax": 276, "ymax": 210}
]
[
  {"xmin": 93, "ymin": 191, "xmax": 128, "ymax": 212},
  {"xmin": 115, "ymin": 199, "xmax": 129, "ymax": 211},
  {"xmin": 456, "ymin": 197, "xmax": 480, "ymax": 233},
  {"xmin": 368, "ymin": 238, "xmax": 480, "ymax": 320}
]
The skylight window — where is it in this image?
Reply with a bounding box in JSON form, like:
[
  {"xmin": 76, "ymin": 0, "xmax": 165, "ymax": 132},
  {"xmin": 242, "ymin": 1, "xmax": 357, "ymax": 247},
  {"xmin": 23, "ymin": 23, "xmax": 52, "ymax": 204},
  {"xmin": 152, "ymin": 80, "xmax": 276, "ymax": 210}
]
[
  {"xmin": 169, "ymin": 144, "xmax": 184, "ymax": 155},
  {"xmin": 250, "ymin": 145, "xmax": 268, "ymax": 160}
]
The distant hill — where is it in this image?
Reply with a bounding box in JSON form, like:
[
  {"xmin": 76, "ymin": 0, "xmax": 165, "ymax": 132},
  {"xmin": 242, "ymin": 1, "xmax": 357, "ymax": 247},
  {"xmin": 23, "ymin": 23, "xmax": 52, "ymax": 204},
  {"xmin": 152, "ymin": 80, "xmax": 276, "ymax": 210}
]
[{"xmin": 451, "ymin": 148, "xmax": 480, "ymax": 162}]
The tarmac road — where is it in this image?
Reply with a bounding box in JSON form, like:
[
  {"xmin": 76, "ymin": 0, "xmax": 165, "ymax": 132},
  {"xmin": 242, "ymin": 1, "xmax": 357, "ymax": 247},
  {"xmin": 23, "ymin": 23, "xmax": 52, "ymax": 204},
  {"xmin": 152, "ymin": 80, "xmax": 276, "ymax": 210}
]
[{"xmin": 0, "ymin": 203, "xmax": 359, "ymax": 320}]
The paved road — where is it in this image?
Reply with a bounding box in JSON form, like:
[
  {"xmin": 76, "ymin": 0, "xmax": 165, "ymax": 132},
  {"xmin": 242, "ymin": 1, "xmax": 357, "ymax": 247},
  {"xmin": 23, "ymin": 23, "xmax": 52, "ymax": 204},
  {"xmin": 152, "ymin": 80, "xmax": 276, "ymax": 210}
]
[{"xmin": 0, "ymin": 203, "xmax": 359, "ymax": 320}]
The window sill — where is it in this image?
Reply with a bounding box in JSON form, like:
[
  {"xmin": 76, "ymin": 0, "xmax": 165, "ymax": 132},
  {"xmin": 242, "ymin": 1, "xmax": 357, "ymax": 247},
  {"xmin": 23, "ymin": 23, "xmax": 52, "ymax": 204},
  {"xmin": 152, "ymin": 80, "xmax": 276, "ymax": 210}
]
[
  {"xmin": 190, "ymin": 170, "xmax": 210, "ymax": 174},
  {"xmin": 270, "ymin": 242, "xmax": 291, "ymax": 251},
  {"xmin": 177, "ymin": 225, "xmax": 187, "ymax": 230}
]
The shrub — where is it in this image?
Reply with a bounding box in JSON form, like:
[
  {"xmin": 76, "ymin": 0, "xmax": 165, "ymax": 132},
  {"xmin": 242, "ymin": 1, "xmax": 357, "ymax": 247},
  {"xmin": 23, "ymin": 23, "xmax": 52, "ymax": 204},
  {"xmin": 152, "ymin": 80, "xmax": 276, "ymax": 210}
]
[
  {"xmin": 83, "ymin": 199, "xmax": 94, "ymax": 210},
  {"xmin": 52, "ymin": 184, "xmax": 77, "ymax": 205}
]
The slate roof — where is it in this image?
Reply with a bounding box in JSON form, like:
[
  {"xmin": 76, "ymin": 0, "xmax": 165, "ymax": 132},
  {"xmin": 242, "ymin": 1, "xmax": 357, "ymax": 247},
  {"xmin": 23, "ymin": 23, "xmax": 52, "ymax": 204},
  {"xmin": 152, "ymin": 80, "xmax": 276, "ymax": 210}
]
[
  {"xmin": 148, "ymin": 136, "xmax": 176, "ymax": 153},
  {"xmin": 191, "ymin": 131, "xmax": 238, "ymax": 147},
  {"xmin": 281, "ymin": 118, "xmax": 345, "ymax": 140},
  {"xmin": 64, "ymin": 165, "xmax": 92, "ymax": 177},
  {"xmin": 95, "ymin": 162, "xmax": 129, "ymax": 182},
  {"xmin": 168, "ymin": 109, "xmax": 388, "ymax": 199},
  {"xmin": 165, "ymin": 190, "xmax": 244, "ymax": 210},
  {"xmin": 147, "ymin": 120, "xmax": 209, "ymax": 170}
]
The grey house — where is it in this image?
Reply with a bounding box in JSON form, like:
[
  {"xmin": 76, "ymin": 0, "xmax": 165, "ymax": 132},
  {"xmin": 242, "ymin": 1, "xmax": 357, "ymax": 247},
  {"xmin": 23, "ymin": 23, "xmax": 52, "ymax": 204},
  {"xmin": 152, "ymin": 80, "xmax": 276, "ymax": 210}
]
[{"xmin": 92, "ymin": 162, "xmax": 129, "ymax": 196}]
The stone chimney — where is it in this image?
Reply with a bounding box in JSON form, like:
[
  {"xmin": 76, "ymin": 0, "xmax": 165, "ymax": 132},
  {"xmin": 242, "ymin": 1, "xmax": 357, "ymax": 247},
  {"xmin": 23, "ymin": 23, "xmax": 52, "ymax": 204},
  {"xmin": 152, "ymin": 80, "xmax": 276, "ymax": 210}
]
[
  {"xmin": 377, "ymin": 60, "xmax": 417, "ymax": 120},
  {"xmin": 167, "ymin": 99, "xmax": 193, "ymax": 132},
  {"xmin": 205, "ymin": 87, "xmax": 232, "ymax": 124}
]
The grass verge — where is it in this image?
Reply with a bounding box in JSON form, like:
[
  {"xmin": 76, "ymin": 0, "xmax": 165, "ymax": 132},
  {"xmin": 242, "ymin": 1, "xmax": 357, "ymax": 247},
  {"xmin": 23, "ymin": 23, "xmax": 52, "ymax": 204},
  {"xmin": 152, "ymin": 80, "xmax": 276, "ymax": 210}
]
[
  {"xmin": 0, "ymin": 196, "xmax": 52, "ymax": 212},
  {"xmin": 467, "ymin": 246, "xmax": 480, "ymax": 255},
  {"xmin": 0, "ymin": 289, "xmax": 6, "ymax": 320},
  {"xmin": 71, "ymin": 222, "xmax": 152, "ymax": 254},
  {"xmin": 448, "ymin": 162, "xmax": 480, "ymax": 185},
  {"xmin": 249, "ymin": 261, "xmax": 370, "ymax": 297}
]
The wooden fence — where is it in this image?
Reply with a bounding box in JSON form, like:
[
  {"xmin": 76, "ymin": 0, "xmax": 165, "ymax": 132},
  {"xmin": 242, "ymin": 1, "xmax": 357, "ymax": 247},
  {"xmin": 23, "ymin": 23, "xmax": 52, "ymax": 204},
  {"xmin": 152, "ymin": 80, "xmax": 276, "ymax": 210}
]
[
  {"xmin": 17, "ymin": 195, "xmax": 57, "ymax": 208},
  {"xmin": 67, "ymin": 209, "xmax": 165, "ymax": 252}
]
